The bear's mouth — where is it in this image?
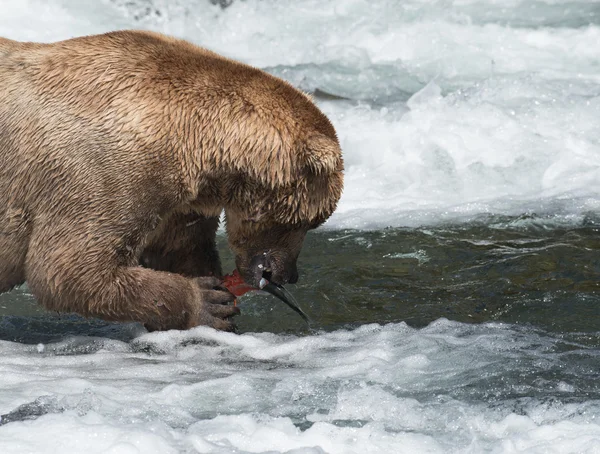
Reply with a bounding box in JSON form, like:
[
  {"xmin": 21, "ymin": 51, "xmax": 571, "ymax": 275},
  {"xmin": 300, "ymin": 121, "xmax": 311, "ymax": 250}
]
[
  {"xmin": 260, "ymin": 268, "xmax": 273, "ymax": 285},
  {"xmin": 221, "ymin": 270, "xmax": 309, "ymax": 324}
]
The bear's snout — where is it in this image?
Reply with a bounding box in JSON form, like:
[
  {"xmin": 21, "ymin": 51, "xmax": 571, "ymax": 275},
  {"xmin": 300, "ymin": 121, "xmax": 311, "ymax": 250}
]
[{"xmin": 239, "ymin": 251, "xmax": 298, "ymax": 288}]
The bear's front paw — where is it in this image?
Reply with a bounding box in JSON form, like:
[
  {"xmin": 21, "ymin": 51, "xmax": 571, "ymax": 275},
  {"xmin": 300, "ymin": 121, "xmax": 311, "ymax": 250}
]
[{"xmin": 191, "ymin": 276, "xmax": 239, "ymax": 332}]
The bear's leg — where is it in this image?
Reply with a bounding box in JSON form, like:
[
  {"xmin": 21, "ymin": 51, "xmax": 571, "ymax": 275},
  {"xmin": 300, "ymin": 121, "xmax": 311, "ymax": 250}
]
[
  {"xmin": 140, "ymin": 213, "xmax": 223, "ymax": 278},
  {"xmin": 25, "ymin": 221, "xmax": 238, "ymax": 331},
  {"xmin": 0, "ymin": 244, "xmax": 27, "ymax": 293},
  {"xmin": 0, "ymin": 208, "xmax": 30, "ymax": 293}
]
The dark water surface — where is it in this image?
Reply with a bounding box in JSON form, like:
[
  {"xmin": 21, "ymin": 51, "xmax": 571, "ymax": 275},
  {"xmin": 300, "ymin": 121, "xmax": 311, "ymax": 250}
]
[
  {"xmin": 1, "ymin": 215, "xmax": 598, "ymax": 344},
  {"xmin": 0, "ymin": 216, "xmax": 598, "ymax": 450}
]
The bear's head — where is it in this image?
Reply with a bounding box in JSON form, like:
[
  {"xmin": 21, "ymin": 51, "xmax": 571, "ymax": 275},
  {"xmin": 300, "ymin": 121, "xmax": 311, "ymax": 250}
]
[
  {"xmin": 223, "ymin": 128, "xmax": 343, "ymax": 289},
  {"xmin": 191, "ymin": 70, "xmax": 344, "ymax": 289}
]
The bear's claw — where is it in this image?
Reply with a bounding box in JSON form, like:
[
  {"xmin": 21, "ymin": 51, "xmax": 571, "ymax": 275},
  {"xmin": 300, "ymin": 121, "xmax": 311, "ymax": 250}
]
[
  {"xmin": 195, "ymin": 276, "xmax": 225, "ymax": 290},
  {"xmin": 189, "ymin": 276, "xmax": 240, "ymax": 331},
  {"xmin": 207, "ymin": 302, "xmax": 240, "ymax": 319}
]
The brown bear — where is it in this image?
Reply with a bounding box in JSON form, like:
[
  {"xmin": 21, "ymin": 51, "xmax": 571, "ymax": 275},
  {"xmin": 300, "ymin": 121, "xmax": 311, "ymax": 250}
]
[{"xmin": 0, "ymin": 30, "xmax": 343, "ymax": 331}]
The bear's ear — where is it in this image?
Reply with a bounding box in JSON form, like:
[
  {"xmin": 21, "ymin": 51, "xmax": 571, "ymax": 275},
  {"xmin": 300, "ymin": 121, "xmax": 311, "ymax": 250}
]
[{"xmin": 301, "ymin": 134, "xmax": 343, "ymax": 176}]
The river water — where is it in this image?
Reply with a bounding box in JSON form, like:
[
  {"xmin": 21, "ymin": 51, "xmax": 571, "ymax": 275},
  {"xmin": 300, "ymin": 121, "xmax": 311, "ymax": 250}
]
[{"xmin": 0, "ymin": 0, "xmax": 599, "ymax": 452}]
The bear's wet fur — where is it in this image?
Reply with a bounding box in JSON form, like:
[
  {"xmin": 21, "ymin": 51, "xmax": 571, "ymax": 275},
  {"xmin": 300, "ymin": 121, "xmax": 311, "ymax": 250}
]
[{"xmin": 0, "ymin": 31, "xmax": 343, "ymax": 331}]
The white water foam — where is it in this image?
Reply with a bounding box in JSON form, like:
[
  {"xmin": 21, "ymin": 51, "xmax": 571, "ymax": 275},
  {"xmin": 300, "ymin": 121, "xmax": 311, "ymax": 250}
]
[
  {"xmin": 0, "ymin": 320, "xmax": 598, "ymax": 453},
  {"xmin": 1, "ymin": 2, "xmax": 599, "ymax": 452},
  {"xmin": 1, "ymin": 0, "xmax": 599, "ymax": 228}
]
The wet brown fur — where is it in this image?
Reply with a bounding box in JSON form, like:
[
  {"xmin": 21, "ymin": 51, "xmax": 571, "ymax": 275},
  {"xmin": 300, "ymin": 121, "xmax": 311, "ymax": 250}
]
[{"xmin": 0, "ymin": 30, "xmax": 343, "ymax": 331}]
